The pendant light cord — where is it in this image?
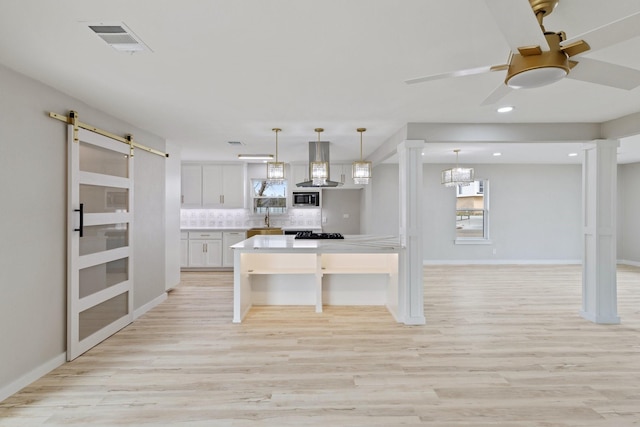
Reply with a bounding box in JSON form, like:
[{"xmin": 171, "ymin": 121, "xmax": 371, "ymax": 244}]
[
  {"xmin": 357, "ymin": 128, "xmax": 366, "ymax": 161},
  {"xmin": 272, "ymin": 128, "xmax": 281, "ymax": 162}
]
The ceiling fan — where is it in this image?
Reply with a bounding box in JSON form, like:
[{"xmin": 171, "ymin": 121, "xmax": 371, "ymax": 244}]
[{"xmin": 405, "ymin": 0, "xmax": 640, "ymax": 105}]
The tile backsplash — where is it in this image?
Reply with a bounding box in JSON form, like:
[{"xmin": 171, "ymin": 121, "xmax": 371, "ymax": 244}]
[{"xmin": 180, "ymin": 208, "xmax": 322, "ymax": 229}]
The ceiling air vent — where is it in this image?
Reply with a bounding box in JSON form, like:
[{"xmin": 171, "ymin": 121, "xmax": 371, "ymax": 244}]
[{"xmin": 84, "ymin": 22, "xmax": 151, "ymax": 53}]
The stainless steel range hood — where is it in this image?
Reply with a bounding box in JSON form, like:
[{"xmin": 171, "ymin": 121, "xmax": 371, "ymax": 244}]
[{"xmin": 296, "ymin": 140, "xmax": 343, "ymax": 187}]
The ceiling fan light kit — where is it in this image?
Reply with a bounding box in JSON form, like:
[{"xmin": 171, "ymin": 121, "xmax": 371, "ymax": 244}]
[{"xmin": 506, "ymin": 33, "xmax": 569, "ymax": 88}]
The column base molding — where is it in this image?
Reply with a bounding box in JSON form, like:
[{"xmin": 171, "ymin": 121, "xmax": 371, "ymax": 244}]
[{"xmin": 580, "ymin": 310, "xmax": 620, "ymax": 325}]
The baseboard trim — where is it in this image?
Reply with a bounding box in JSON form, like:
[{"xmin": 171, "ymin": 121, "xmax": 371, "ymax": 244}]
[
  {"xmin": 0, "ymin": 352, "xmax": 66, "ymax": 403},
  {"xmin": 134, "ymin": 292, "xmax": 168, "ymax": 320},
  {"xmin": 423, "ymin": 259, "xmax": 582, "ymax": 266},
  {"xmin": 421, "ymin": 259, "xmax": 640, "ymax": 267},
  {"xmin": 403, "ymin": 315, "xmax": 427, "ymax": 326}
]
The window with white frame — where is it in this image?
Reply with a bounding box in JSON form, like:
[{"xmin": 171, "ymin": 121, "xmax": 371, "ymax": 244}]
[
  {"xmin": 455, "ymin": 179, "xmax": 489, "ymax": 242},
  {"xmin": 251, "ymin": 179, "xmax": 287, "ymax": 214}
]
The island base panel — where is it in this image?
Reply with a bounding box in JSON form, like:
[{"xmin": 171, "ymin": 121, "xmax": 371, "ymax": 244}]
[{"xmin": 251, "ymin": 275, "xmax": 317, "ymax": 306}]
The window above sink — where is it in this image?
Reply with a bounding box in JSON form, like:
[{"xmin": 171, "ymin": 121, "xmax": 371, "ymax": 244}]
[
  {"xmin": 252, "ymin": 179, "xmax": 287, "ymax": 198},
  {"xmin": 252, "ymin": 179, "xmax": 287, "ymax": 214}
]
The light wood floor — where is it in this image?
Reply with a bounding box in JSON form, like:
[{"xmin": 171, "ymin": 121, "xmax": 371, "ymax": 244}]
[{"xmin": 2, "ymin": 265, "xmax": 640, "ymax": 426}]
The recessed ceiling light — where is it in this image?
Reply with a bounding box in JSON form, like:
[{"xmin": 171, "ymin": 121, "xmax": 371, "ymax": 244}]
[
  {"xmin": 568, "ymin": 153, "xmax": 578, "ymax": 157},
  {"xmin": 493, "ymin": 152, "xmax": 502, "ymax": 156},
  {"xmin": 497, "ymin": 106, "xmax": 514, "ymax": 113}
]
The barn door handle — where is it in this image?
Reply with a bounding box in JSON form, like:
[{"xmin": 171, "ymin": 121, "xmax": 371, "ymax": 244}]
[{"xmin": 74, "ymin": 203, "xmax": 84, "ymax": 237}]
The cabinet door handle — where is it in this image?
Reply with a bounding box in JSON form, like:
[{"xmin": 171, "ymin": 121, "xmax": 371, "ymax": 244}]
[
  {"xmin": 220, "ymin": 195, "xmax": 224, "ymax": 204},
  {"xmin": 181, "ymin": 195, "xmax": 184, "ymax": 204},
  {"xmin": 204, "ymin": 243, "xmax": 207, "ymax": 253}
]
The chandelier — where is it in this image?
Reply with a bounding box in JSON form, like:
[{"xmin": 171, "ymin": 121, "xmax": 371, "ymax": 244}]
[
  {"xmin": 266, "ymin": 128, "xmax": 285, "ymax": 182},
  {"xmin": 310, "ymin": 128, "xmax": 329, "ymax": 186},
  {"xmin": 352, "ymin": 128, "xmax": 372, "ymax": 185},
  {"xmin": 441, "ymin": 149, "xmax": 474, "ymax": 187}
]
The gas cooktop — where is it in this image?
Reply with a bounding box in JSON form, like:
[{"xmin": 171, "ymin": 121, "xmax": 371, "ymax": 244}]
[{"xmin": 294, "ymin": 231, "xmax": 344, "ymax": 240}]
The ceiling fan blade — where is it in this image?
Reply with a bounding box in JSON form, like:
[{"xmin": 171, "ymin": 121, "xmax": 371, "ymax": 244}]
[
  {"xmin": 484, "ymin": 0, "xmax": 550, "ymax": 53},
  {"xmin": 405, "ymin": 64, "xmax": 507, "ymax": 85},
  {"xmin": 481, "ymin": 83, "xmax": 512, "ymax": 105},
  {"xmin": 568, "ymin": 57, "xmax": 640, "ymax": 90},
  {"xmin": 562, "ymin": 11, "xmax": 640, "ymax": 54}
]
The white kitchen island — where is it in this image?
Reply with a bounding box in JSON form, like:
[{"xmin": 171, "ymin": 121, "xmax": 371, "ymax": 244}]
[{"xmin": 231, "ymin": 235, "xmax": 402, "ymax": 323}]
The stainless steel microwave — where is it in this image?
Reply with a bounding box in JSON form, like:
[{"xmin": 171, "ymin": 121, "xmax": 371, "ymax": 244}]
[{"xmin": 292, "ymin": 191, "xmax": 319, "ymax": 207}]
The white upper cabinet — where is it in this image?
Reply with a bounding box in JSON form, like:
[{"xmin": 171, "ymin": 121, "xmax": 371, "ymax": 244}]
[
  {"xmin": 220, "ymin": 165, "xmax": 245, "ymax": 208},
  {"xmin": 181, "ymin": 164, "xmax": 203, "ymax": 207},
  {"xmin": 182, "ymin": 163, "xmax": 245, "ymax": 208},
  {"xmin": 201, "ymin": 164, "xmax": 223, "ymax": 206}
]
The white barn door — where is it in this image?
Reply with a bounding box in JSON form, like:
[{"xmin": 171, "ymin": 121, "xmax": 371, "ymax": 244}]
[{"xmin": 67, "ymin": 126, "xmax": 134, "ymax": 361}]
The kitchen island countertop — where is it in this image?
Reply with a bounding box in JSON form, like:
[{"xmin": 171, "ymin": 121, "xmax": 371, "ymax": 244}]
[{"xmin": 231, "ymin": 234, "xmax": 401, "ymax": 253}]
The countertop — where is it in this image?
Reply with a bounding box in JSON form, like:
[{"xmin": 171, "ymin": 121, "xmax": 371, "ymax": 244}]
[
  {"xmin": 181, "ymin": 227, "xmax": 249, "ymax": 231},
  {"xmin": 231, "ymin": 234, "xmax": 401, "ymax": 253},
  {"xmin": 181, "ymin": 226, "xmax": 322, "ymax": 232}
]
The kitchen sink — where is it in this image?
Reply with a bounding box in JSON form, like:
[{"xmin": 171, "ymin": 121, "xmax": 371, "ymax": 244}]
[{"xmin": 246, "ymin": 227, "xmax": 283, "ymax": 238}]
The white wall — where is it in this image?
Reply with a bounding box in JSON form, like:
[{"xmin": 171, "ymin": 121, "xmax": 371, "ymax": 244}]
[
  {"xmin": 618, "ymin": 163, "xmax": 640, "ymax": 264},
  {"xmin": 0, "ymin": 63, "xmax": 168, "ymax": 399},
  {"xmin": 364, "ymin": 162, "xmax": 584, "ymax": 262},
  {"xmin": 321, "ymin": 189, "xmax": 362, "ymax": 234},
  {"xmin": 423, "ymin": 164, "xmax": 583, "ymax": 263},
  {"xmin": 363, "ymin": 164, "xmax": 400, "ymax": 236}
]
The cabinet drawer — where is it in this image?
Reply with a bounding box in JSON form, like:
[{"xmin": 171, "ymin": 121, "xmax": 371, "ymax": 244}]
[
  {"xmin": 189, "ymin": 231, "xmax": 222, "ymax": 240},
  {"xmin": 180, "ymin": 231, "xmax": 189, "ymax": 239}
]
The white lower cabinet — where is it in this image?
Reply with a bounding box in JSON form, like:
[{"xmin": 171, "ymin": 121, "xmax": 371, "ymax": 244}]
[
  {"xmin": 187, "ymin": 231, "xmax": 223, "ymax": 268},
  {"xmin": 182, "ymin": 230, "xmax": 246, "ymax": 269},
  {"xmin": 223, "ymin": 231, "xmax": 246, "ymax": 267}
]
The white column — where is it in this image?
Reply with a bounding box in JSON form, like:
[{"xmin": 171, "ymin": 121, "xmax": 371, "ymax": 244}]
[
  {"xmin": 581, "ymin": 139, "xmax": 619, "ymax": 324},
  {"xmin": 397, "ymin": 140, "xmax": 426, "ymax": 325}
]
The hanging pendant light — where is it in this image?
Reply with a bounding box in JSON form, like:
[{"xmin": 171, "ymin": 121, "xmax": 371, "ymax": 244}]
[
  {"xmin": 441, "ymin": 149, "xmax": 474, "ymax": 187},
  {"xmin": 352, "ymin": 128, "xmax": 372, "ymax": 185},
  {"xmin": 266, "ymin": 128, "xmax": 285, "ymax": 182},
  {"xmin": 310, "ymin": 128, "xmax": 329, "ymax": 186}
]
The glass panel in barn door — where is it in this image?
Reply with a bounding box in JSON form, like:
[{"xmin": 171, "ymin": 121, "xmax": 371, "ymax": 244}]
[{"xmin": 67, "ymin": 126, "xmax": 134, "ymax": 361}]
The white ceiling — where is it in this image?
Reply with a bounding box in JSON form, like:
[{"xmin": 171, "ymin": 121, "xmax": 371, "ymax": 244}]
[{"xmin": 2, "ymin": 0, "xmax": 640, "ymax": 164}]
